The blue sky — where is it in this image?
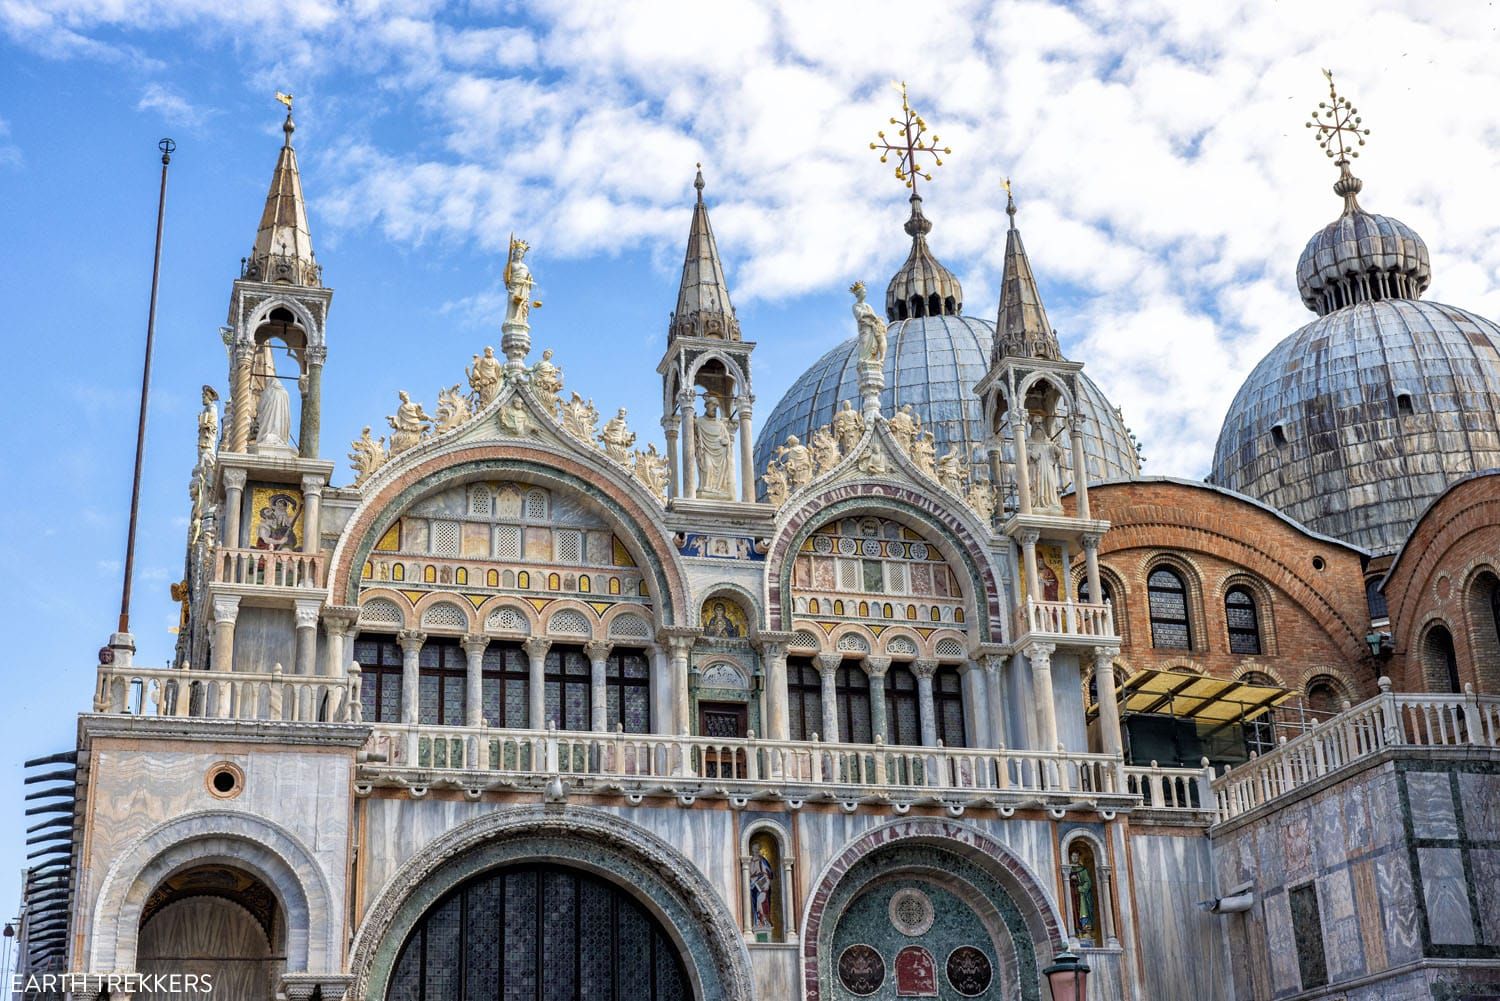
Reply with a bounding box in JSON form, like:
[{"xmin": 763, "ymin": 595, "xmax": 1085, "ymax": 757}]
[{"xmin": 3, "ymin": 0, "xmax": 1500, "ymax": 918}]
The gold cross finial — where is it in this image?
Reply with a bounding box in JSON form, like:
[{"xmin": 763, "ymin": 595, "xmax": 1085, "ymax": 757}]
[
  {"xmin": 275, "ymin": 91, "xmax": 294, "ymax": 112},
  {"xmin": 868, "ymin": 81, "xmax": 952, "ymax": 196},
  {"xmin": 1305, "ymin": 70, "xmax": 1369, "ymax": 162}
]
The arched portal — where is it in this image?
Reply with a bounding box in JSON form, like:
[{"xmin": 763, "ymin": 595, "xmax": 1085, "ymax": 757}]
[{"xmin": 136, "ymin": 864, "xmax": 279, "ymax": 999}]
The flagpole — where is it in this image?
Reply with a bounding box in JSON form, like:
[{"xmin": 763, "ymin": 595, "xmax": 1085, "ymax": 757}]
[{"xmin": 112, "ymin": 137, "xmax": 175, "ymax": 660}]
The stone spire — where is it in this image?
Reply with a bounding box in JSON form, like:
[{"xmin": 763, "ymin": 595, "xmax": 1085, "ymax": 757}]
[
  {"xmin": 884, "ymin": 193, "xmax": 963, "ymax": 322},
  {"xmin": 668, "ymin": 165, "xmax": 739, "ymax": 341},
  {"xmin": 993, "ymin": 187, "xmax": 1060, "ymax": 362},
  {"xmin": 243, "ymin": 107, "xmax": 321, "ymax": 287}
]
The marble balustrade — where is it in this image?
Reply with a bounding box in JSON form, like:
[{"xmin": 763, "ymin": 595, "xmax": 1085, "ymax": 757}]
[
  {"xmin": 93, "ymin": 664, "xmax": 356, "ymax": 723},
  {"xmin": 214, "ymin": 546, "xmax": 325, "ymax": 589},
  {"xmin": 1014, "ymin": 597, "xmax": 1115, "ymax": 643}
]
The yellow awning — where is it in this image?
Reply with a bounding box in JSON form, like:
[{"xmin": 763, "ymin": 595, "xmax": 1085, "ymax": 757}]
[{"xmin": 1098, "ymin": 668, "xmax": 1296, "ymax": 725}]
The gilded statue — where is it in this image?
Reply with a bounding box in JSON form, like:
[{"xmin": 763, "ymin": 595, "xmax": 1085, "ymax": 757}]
[
  {"xmin": 695, "ymin": 397, "xmax": 736, "ymax": 499},
  {"xmin": 887, "ymin": 404, "xmax": 920, "ymax": 452},
  {"xmin": 936, "ymin": 448, "xmax": 966, "ymax": 495},
  {"xmin": 530, "ymin": 348, "xmax": 564, "ymax": 401},
  {"xmin": 467, "ymin": 346, "xmax": 503, "ymax": 407},
  {"xmin": 504, "ymin": 234, "xmax": 537, "ymax": 326},
  {"xmin": 599, "ymin": 408, "xmax": 636, "ymax": 464},
  {"xmin": 832, "ymin": 399, "xmax": 864, "ymax": 453},
  {"xmin": 434, "ymin": 384, "xmax": 473, "ymax": 434},
  {"xmin": 561, "ymin": 392, "xmax": 600, "ymax": 442},
  {"xmin": 1026, "ymin": 417, "xmax": 1065, "ymax": 513},
  {"xmin": 776, "ymin": 434, "xmax": 814, "ymax": 492},
  {"xmin": 912, "ymin": 430, "xmax": 937, "ymax": 476},
  {"xmin": 197, "ymin": 385, "xmax": 220, "ymax": 458},
  {"xmin": 349, "ymin": 426, "xmax": 388, "ymax": 485},
  {"xmin": 851, "ymin": 281, "xmax": 887, "ymax": 364},
  {"xmin": 388, "ymin": 391, "xmax": 433, "ymax": 453},
  {"xmin": 810, "ymin": 425, "xmax": 841, "ymax": 476},
  {"xmin": 633, "ymin": 444, "xmax": 670, "ymax": 499},
  {"xmin": 762, "ymin": 461, "xmax": 789, "ymax": 507}
]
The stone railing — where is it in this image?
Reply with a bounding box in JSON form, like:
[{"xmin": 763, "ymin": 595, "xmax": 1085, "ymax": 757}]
[
  {"xmin": 361, "ymin": 723, "xmax": 1135, "ymax": 808},
  {"xmin": 93, "ymin": 664, "xmax": 357, "ymax": 723},
  {"xmin": 1213, "ymin": 678, "xmax": 1500, "ymax": 823},
  {"xmin": 213, "ymin": 546, "xmax": 325, "ymax": 589},
  {"xmin": 1124, "ymin": 761, "xmax": 1215, "ymax": 812},
  {"xmin": 1015, "ymin": 598, "xmax": 1115, "ymax": 643}
]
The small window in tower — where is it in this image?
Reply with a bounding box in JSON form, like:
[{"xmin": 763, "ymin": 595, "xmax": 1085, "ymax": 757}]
[
  {"xmin": 1396, "ymin": 393, "xmax": 1414, "ymax": 417},
  {"xmin": 269, "ymin": 306, "xmax": 296, "ymax": 323},
  {"xmin": 1270, "ymin": 425, "xmax": 1287, "ymax": 448}
]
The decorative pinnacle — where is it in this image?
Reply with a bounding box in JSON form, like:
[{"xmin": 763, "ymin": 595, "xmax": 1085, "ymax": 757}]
[
  {"xmin": 275, "ymin": 90, "xmax": 295, "ymax": 143},
  {"xmin": 1004, "ymin": 177, "xmax": 1016, "ymax": 228},
  {"xmin": 869, "ymin": 81, "xmax": 952, "ymax": 196},
  {"xmin": 1305, "ymin": 69, "xmax": 1369, "ymax": 163},
  {"xmin": 694, "ymin": 162, "xmax": 704, "ymax": 202}
]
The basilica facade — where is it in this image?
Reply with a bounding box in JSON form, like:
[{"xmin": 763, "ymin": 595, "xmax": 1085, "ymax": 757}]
[{"xmin": 17, "ymin": 84, "xmax": 1500, "ymax": 1001}]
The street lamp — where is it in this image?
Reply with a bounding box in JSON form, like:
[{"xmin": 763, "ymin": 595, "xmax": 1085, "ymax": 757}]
[{"xmin": 1043, "ymin": 945, "xmax": 1090, "ymax": 1001}]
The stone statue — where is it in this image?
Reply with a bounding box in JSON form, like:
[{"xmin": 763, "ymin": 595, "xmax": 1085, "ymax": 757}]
[
  {"xmin": 851, "ymin": 280, "xmax": 887, "ymax": 364},
  {"xmin": 833, "ymin": 399, "xmax": 865, "ymax": 453},
  {"xmin": 504, "ymin": 235, "xmax": 536, "ymax": 326},
  {"xmin": 762, "ymin": 461, "xmax": 789, "ymax": 507},
  {"xmin": 633, "ymin": 444, "xmax": 670, "ymax": 499},
  {"xmin": 349, "ymin": 426, "xmax": 388, "ymax": 485},
  {"xmin": 967, "ymin": 478, "xmax": 997, "ymax": 522},
  {"xmin": 254, "ymin": 354, "xmax": 294, "ymax": 453},
  {"xmin": 810, "ymin": 425, "xmax": 841, "ymax": 476},
  {"xmin": 434, "ymin": 384, "xmax": 473, "ymax": 434},
  {"xmin": 467, "ymin": 346, "xmax": 503, "ymax": 408},
  {"xmin": 887, "ymin": 404, "xmax": 920, "ymax": 452},
  {"xmin": 1026, "ymin": 417, "xmax": 1065, "ymax": 513},
  {"xmin": 197, "ymin": 385, "xmax": 219, "ymax": 458},
  {"xmin": 499, "ymin": 396, "xmax": 533, "ymax": 437},
  {"xmin": 912, "ymin": 431, "xmax": 937, "ymax": 476},
  {"xmin": 530, "ymin": 348, "xmax": 564, "ymax": 401},
  {"xmin": 388, "ymin": 391, "xmax": 433, "ymax": 453},
  {"xmin": 560, "ymin": 392, "xmax": 600, "ymax": 442},
  {"xmin": 776, "ymin": 434, "xmax": 813, "ymax": 492},
  {"xmin": 860, "ymin": 448, "xmax": 890, "ymax": 476},
  {"xmin": 695, "ymin": 398, "xmax": 736, "ymax": 499},
  {"xmin": 599, "ymin": 408, "xmax": 636, "ymax": 463},
  {"xmin": 936, "ymin": 448, "xmax": 966, "ymax": 495}
]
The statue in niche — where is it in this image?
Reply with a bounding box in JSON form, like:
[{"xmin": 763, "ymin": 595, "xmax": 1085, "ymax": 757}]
[
  {"xmin": 695, "ymin": 397, "xmax": 736, "ymax": 499},
  {"xmin": 196, "ymin": 385, "xmax": 219, "ymax": 459},
  {"xmin": 810, "ymin": 425, "xmax": 840, "ymax": 476},
  {"xmin": 388, "ymin": 391, "xmax": 432, "ymax": 453},
  {"xmin": 776, "ymin": 434, "xmax": 813, "ymax": 492},
  {"xmin": 530, "ymin": 348, "xmax": 564, "ymax": 403},
  {"xmin": 833, "ymin": 399, "xmax": 865, "ymax": 453},
  {"xmin": 633, "ymin": 444, "xmax": 669, "ymax": 499},
  {"xmin": 747, "ymin": 833, "xmax": 780, "ymax": 941},
  {"xmin": 850, "ymin": 280, "xmax": 887, "ymax": 364},
  {"xmin": 912, "ymin": 430, "xmax": 936, "ymax": 476},
  {"xmin": 504, "ymin": 234, "xmax": 536, "ymax": 326},
  {"xmin": 348, "ymin": 427, "xmax": 388, "ymax": 485},
  {"xmin": 930, "ymin": 447, "xmax": 966, "ymax": 495},
  {"xmin": 1026, "ymin": 416, "xmax": 1065, "ymax": 513},
  {"xmin": 499, "ymin": 397, "xmax": 533, "ymax": 437},
  {"xmin": 763, "ymin": 461, "xmax": 789, "ymax": 507},
  {"xmin": 887, "ymin": 404, "xmax": 920, "ymax": 453},
  {"xmin": 599, "ymin": 408, "xmax": 636, "ymax": 464},
  {"xmin": 466, "ymin": 346, "xmax": 503, "ymax": 408},
  {"xmin": 253, "ymin": 352, "xmax": 294, "ymax": 453},
  {"xmin": 967, "ymin": 478, "xmax": 997, "ymax": 522},
  {"xmin": 434, "ymin": 384, "xmax": 472, "ymax": 434},
  {"xmin": 1068, "ymin": 843, "xmax": 1099, "ymax": 945},
  {"xmin": 560, "ymin": 392, "xmax": 599, "ymax": 442}
]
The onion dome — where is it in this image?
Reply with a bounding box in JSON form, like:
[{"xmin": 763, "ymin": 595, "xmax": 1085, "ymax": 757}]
[{"xmin": 885, "ymin": 194, "xmax": 963, "ymax": 321}]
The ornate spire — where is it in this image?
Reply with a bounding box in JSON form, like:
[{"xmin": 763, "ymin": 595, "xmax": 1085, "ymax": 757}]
[
  {"xmin": 668, "ymin": 164, "xmax": 740, "ymax": 341},
  {"xmin": 994, "ymin": 181, "xmax": 1060, "ymax": 362},
  {"xmin": 1306, "ymin": 69, "xmax": 1371, "ymax": 216},
  {"xmin": 243, "ymin": 92, "xmax": 321, "ymax": 287}
]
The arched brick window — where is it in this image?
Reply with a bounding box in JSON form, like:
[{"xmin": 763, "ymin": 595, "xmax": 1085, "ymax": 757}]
[
  {"xmin": 1225, "ymin": 586, "xmax": 1262, "ymax": 655},
  {"xmin": 1147, "ymin": 567, "xmax": 1191, "ymax": 650},
  {"xmin": 1423, "ymin": 625, "xmax": 1462, "ymax": 693}
]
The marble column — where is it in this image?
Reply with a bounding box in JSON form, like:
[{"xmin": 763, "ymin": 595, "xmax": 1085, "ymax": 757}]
[
  {"xmin": 1069, "ymin": 411, "xmax": 1091, "ymax": 519},
  {"xmin": 221, "ymin": 467, "xmax": 247, "ymax": 549},
  {"xmin": 913, "ymin": 659, "xmax": 939, "ymax": 746},
  {"xmin": 981, "ymin": 652, "xmax": 1009, "ymax": 749},
  {"xmin": 523, "ymin": 636, "xmax": 552, "ymax": 730},
  {"xmin": 761, "ymin": 640, "xmax": 790, "ymax": 741},
  {"xmin": 299, "ymin": 351, "xmax": 324, "ymax": 459},
  {"xmin": 399, "ymin": 630, "xmax": 426, "ymax": 725},
  {"xmin": 680, "ymin": 393, "xmax": 698, "ymax": 500},
  {"xmin": 662, "ymin": 416, "xmax": 681, "ymax": 499},
  {"xmin": 322, "ymin": 608, "xmax": 357, "ymax": 723},
  {"xmin": 300, "ymin": 475, "xmax": 324, "ymax": 557},
  {"xmin": 666, "ymin": 635, "xmax": 695, "ymax": 734},
  {"xmin": 815, "ymin": 653, "xmax": 842, "ymax": 743},
  {"xmin": 229, "ymin": 339, "xmax": 254, "ymax": 452},
  {"xmin": 864, "ymin": 655, "xmax": 891, "ymax": 742},
  {"xmin": 1098, "ymin": 862, "xmax": 1121, "ymax": 947},
  {"xmin": 585, "ymin": 639, "xmax": 613, "ymax": 732},
  {"xmin": 1093, "ymin": 645, "xmax": 1123, "ymax": 758},
  {"xmin": 293, "ymin": 599, "xmax": 321, "ymax": 676},
  {"xmin": 737, "ymin": 396, "xmax": 756, "ymax": 502},
  {"xmin": 210, "ymin": 595, "xmax": 240, "ymax": 673},
  {"xmin": 1027, "ymin": 641, "xmax": 1059, "ymax": 751},
  {"xmin": 959, "ymin": 661, "xmax": 991, "ymax": 748},
  {"xmin": 1012, "ymin": 412, "xmax": 1033, "ymax": 515},
  {"xmin": 463, "ymin": 634, "xmax": 489, "ymax": 727},
  {"xmin": 1082, "ymin": 531, "xmax": 1105, "ymax": 618},
  {"xmin": 1018, "ymin": 528, "xmax": 1042, "ymax": 615}
]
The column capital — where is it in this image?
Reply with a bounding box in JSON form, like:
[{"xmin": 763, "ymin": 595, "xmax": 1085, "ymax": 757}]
[
  {"xmin": 398, "ymin": 629, "xmax": 427, "ymax": 653},
  {"xmin": 300, "ymin": 473, "xmax": 327, "ymax": 496},
  {"xmin": 221, "ymin": 466, "xmax": 248, "ymax": 491},
  {"xmin": 584, "ymin": 639, "xmax": 613, "ymax": 662},
  {"xmin": 659, "ymin": 628, "xmax": 700, "ymax": 657},
  {"xmin": 814, "ymin": 652, "xmax": 843, "ymax": 674},
  {"xmin": 1017, "ymin": 528, "xmax": 1041, "ymax": 547},
  {"xmin": 1081, "ymin": 532, "xmax": 1102, "ymax": 553},
  {"xmin": 911, "ymin": 658, "xmax": 939, "ymax": 679},
  {"xmin": 463, "ymin": 634, "xmax": 491, "ymax": 656},
  {"xmin": 1025, "ymin": 641, "xmax": 1056, "ymax": 666},
  {"xmin": 756, "ymin": 631, "xmax": 796, "ymax": 660},
  {"xmin": 522, "ymin": 635, "xmax": 553, "ymax": 660},
  {"xmin": 662, "ymin": 415, "xmax": 681, "ymax": 433},
  {"xmin": 862, "ymin": 654, "xmax": 892, "ymax": 678},
  {"xmin": 322, "ymin": 605, "xmax": 360, "ymax": 634},
  {"xmin": 212, "ymin": 594, "xmax": 241, "ymax": 624},
  {"xmin": 293, "ymin": 598, "xmax": 322, "ymax": 630},
  {"xmin": 1091, "ymin": 645, "xmax": 1121, "ymax": 662}
]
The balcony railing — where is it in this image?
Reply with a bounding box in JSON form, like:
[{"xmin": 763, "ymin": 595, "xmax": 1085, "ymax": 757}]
[
  {"xmin": 94, "ymin": 664, "xmax": 356, "ymax": 723},
  {"xmin": 1213, "ymin": 678, "xmax": 1500, "ymax": 823},
  {"xmin": 1014, "ymin": 598, "xmax": 1115, "ymax": 644},
  {"xmin": 1125, "ymin": 762, "xmax": 1214, "ymax": 812},
  {"xmin": 213, "ymin": 547, "xmax": 325, "ymax": 589}
]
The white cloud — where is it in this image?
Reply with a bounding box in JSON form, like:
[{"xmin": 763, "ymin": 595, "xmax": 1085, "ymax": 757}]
[
  {"xmin": 0, "ymin": 115, "xmax": 19, "ymax": 167},
  {"xmin": 136, "ymin": 82, "xmax": 213, "ymax": 129}
]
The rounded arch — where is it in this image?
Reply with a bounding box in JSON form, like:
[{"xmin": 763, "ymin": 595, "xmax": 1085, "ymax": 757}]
[
  {"xmin": 1232, "ymin": 664, "xmax": 1290, "ymax": 689},
  {"xmin": 90, "ymin": 810, "xmax": 336, "ymax": 974},
  {"xmin": 1142, "ymin": 553, "xmax": 1205, "ymax": 652},
  {"xmin": 330, "ymin": 448, "xmax": 689, "ymax": 626},
  {"xmin": 828, "ymin": 624, "xmax": 876, "ymax": 656},
  {"xmin": 1219, "ymin": 572, "xmax": 1278, "ymax": 656},
  {"xmin": 765, "ymin": 483, "xmax": 1004, "ymax": 642},
  {"xmin": 696, "ymin": 581, "xmax": 763, "ymax": 634},
  {"xmin": 412, "ymin": 592, "xmax": 476, "ymax": 634},
  {"xmin": 1463, "ymin": 566, "xmax": 1500, "ymax": 692},
  {"xmin": 1302, "ymin": 671, "xmax": 1353, "ymax": 715},
  {"xmin": 685, "ymin": 348, "xmax": 749, "ymax": 392},
  {"xmin": 601, "ymin": 604, "xmax": 656, "ymax": 642},
  {"xmin": 475, "ymin": 595, "xmax": 539, "ymax": 637},
  {"xmin": 1014, "ymin": 370, "xmax": 1077, "ymax": 416},
  {"xmin": 245, "ymin": 295, "xmax": 323, "ymax": 352},
  {"xmin": 358, "ymin": 590, "xmax": 413, "ymax": 632},
  {"xmin": 1418, "ymin": 618, "xmax": 1464, "ymax": 693},
  {"xmin": 544, "ymin": 597, "xmax": 602, "ymax": 641},
  {"xmin": 878, "ymin": 626, "xmax": 924, "ymax": 659},
  {"xmin": 349, "ymin": 806, "xmax": 752, "ymax": 1001}
]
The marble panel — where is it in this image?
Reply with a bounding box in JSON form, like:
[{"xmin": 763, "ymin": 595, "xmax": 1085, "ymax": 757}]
[
  {"xmin": 1263, "ymin": 889, "xmax": 1300, "ymax": 996},
  {"xmin": 750, "ymin": 945, "xmax": 800, "ymax": 1000},
  {"xmin": 1374, "ymin": 848, "xmax": 1422, "ymax": 965},
  {"xmin": 1316, "ymin": 868, "xmax": 1365, "ymax": 982},
  {"xmin": 1405, "ymin": 771, "xmax": 1458, "ymax": 840},
  {"xmin": 1365, "ymin": 766, "xmax": 1404, "ymax": 850},
  {"xmin": 1470, "ymin": 849, "xmax": 1500, "ymax": 947},
  {"xmin": 1342, "ymin": 775, "xmax": 1373, "ymax": 855},
  {"xmin": 1313, "ymin": 789, "xmax": 1348, "ymax": 871},
  {"xmin": 1458, "ymin": 772, "xmax": 1500, "ymax": 837},
  {"xmin": 1348, "ymin": 858, "xmax": 1387, "ymax": 973},
  {"xmin": 1280, "ymin": 804, "xmax": 1314, "ymax": 884},
  {"xmin": 1254, "ymin": 820, "xmax": 1285, "ymax": 889},
  {"xmin": 1417, "ymin": 846, "xmax": 1475, "ymax": 945},
  {"xmin": 1130, "ymin": 833, "xmax": 1230, "ymax": 1001}
]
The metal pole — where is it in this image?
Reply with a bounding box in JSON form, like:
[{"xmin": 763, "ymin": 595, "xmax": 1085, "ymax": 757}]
[{"xmin": 118, "ymin": 138, "xmax": 175, "ymax": 634}]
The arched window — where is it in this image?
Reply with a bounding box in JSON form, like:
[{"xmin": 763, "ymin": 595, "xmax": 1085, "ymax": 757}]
[
  {"xmin": 934, "ymin": 667, "xmax": 966, "ymax": 747},
  {"xmin": 604, "ymin": 648, "xmax": 651, "ymax": 734},
  {"xmin": 1305, "ymin": 678, "xmax": 1343, "ymax": 717},
  {"xmin": 1225, "ymin": 586, "xmax": 1262, "ymax": 655},
  {"xmin": 1147, "ymin": 567, "xmax": 1192, "ymax": 650},
  {"xmin": 544, "ymin": 646, "xmax": 592, "ymax": 731},
  {"xmin": 353, "ymin": 635, "xmax": 403, "ymax": 723},
  {"xmin": 1078, "ymin": 576, "xmax": 1113, "ymax": 606},
  {"xmin": 480, "ymin": 642, "xmax": 530, "ymax": 728},
  {"xmin": 835, "ymin": 664, "xmax": 873, "ymax": 744},
  {"xmin": 787, "ymin": 659, "xmax": 823, "ymax": 741},
  {"xmin": 1424, "ymin": 626, "xmax": 1462, "ymax": 693},
  {"xmin": 418, "ymin": 638, "xmax": 467, "ymax": 726},
  {"xmin": 885, "ymin": 664, "xmax": 921, "ymax": 745},
  {"xmin": 1365, "ymin": 577, "xmax": 1389, "ymax": 620}
]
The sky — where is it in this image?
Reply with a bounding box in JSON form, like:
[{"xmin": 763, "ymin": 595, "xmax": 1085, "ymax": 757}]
[{"xmin": 3, "ymin": 0, "xmax": 1500, "ymax": 923}]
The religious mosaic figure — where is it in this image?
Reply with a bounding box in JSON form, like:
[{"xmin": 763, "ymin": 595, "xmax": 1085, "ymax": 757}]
[
  {"xmin": 1026, "ymin": 416, "xmax": 1065, "ymax": 512},
  {"xmin": 254, "ymin": 493, "xmax": 299, "ymax": 551},
  {"xmin": 887, "ymin": 404, "xmax": 920, "ymax": 452},
  {"xmin": 498, "ymin": 397, "xmax": 533, "ymax": 437},
  {"xmin": 466, "ymin": 346, "xmax": 503, "ymax": 408},
  {"xmin": 833, "ymin": 399, "xmax": 865, "ymax": 452},
  {"xmin": 762, "ymin": 461, "xmax": 789, "ymax": 507},
  {"xmin": 197, "ymin": 385, "xmax": 219, "ymax": 458},
  {"xmin": 936, "ymin": 447, "xmax": 966, "ymax": 495},
  {"xmin": 633, "ymin": 444, "xmax": 669, "ymax": 498},
  {"xmin": 810, "ymin": 425, "xmax": 841, "ymax": 476},
  {"xmin": 434, "ymin": 384, "xmax": 472, "ymax": 434},
  {"xmin": 703, "ymin": 601, "xmax": 742, "ymax": 639},
  {"xmin": 560, "ymin": 392, "xmax": 599, "ymax": 442},
  {"xmin": 912, "ymin": 430, "xmax": 936, "ymax": 476},
  {"xmin": 1069, "ymin": 846, "xmax": 1098, "ymax": 945},
  {"xmin": 695, "ymin": 397, "xmax": 735, "ymax": 499},
  {"xmin": 777, "ymin": 434, "xmax": 813, "ymax": 491},
  {"xmin": 851, "ymin": 280, "xmax": 887, "ymax": 364},
  {"xmin": 254, "ymin": 354, "xmax": 293, "ymax": 452},
  {"xmin": 530, "ymin": 348, "xmax": 564, "ymax": 401},
  {"xmin": 599, "ymin": 408, "xmax": 636, "ymax": 464},
  {"xmin": 388, "ymin": 391, "xmax": 432, "ymax": 453},
  {"xmin": 504, "ymin": 235, "xmax": 535, "ymax": 326},
  {"xmin": 749, "ymin": 843, "xmax": 775, "ymax": 937},
  {"xmin": 348, "ymin": 426, "xmax": 388, "ymax": 486}
]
